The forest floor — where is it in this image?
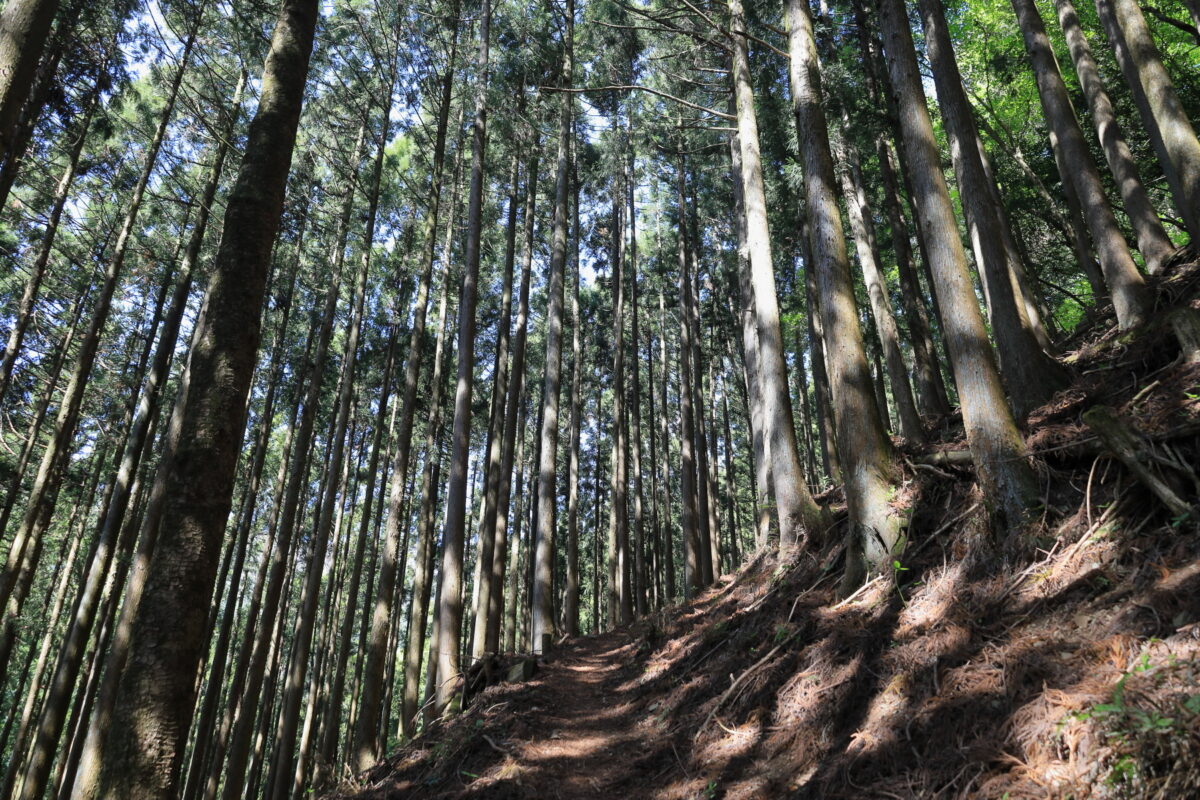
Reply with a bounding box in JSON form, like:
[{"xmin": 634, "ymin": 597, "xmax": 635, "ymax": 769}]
[{"xmin": 333, "ymin": 256, "xmax": 1200, "ymax": 800}]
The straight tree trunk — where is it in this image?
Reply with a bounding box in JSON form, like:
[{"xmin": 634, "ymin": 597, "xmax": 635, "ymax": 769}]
[
  {"xmin": 804, "ymin": 258, "xmax": 840, "ymax": 484},
  {"xmin": 69, "ymin": 0, "xmax": 318, "ymax": 795},
  {"xmin": 1011, "ymin": 0, "xmax": 1150, "ymax": 328},
  {"xmin": 877, "ymin": 0, "xmax": 1040, "ymax": 527},
  {"xmin": 834, "ymin": 130, "xmax": 924, "ymax": 442},
  {"xmin": 217, "ymin": 126, "xmax": 361, "ymax": 800},
  {"xmin": 531, "ymin": 9, "xmax": 572, "ymax": 652},
  {"xmin": 487, "ymin": 136, "xmax": 539, "ymax": 656},
  {"xmin": 1095, "ymin": 0, "xmax": 1200, "ymax": 241},
  {"xmin": 789, "ymin": 0, "xmax": 904, "ymax": 582},
  {"xmin": 605, "ymin": 185, "xmax": 629, "ymax": 626},
  {"xmin": 657, "ymin": 292, "xmax": 676, "ymax": 598},
  {"xmin": 626, "ymin": 147, "xmax": 647, "ymax": 615},
  {"xmin": 471, "ymin": 144, "xmax": 522, "ymax": 660},
  {"xmin": 675, "ymin": 165, "xmax": 701, "ymax": 597},
  {"xmin": 920, "ymin": 0, "xmax": 1069, "ymax": 417},
  {"xmin": 1055, "ymin": 0, "xmax": 1174, "ymax": 273},
  {"xmin": 876, "ymin": 137, "xmax": 951, "ymax": 418},
  {"xmin": 685, "ymin": 231, "xmax": 715, "ymax": 587},
  {"xmin": 354, "ymin": 19, "xmax": 461, "ymax": 759},
  {"xmin": 729, "ymin": 0, "xmax": 823, "ymax": 550},
  {"xmin": 433, "ymin": 0, "xmax": 492, "ymax": 712},
  {"xmin": 268, "ymin": 115, "xmax": 377, "ymax": 798},
  {"xmin": 564, "ymin": 155, "xmax": 582, "ymax": 635},
  {"xmin": 729, "ymin": 136, "xmax": 773, "ymax": 548}
]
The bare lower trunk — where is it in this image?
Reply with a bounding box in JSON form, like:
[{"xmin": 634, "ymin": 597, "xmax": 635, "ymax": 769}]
[
  {"xmin": 789, "ymin": 0, "xmax": 903, "ymax": 583},
  {"xmin": 69, "ymin": 0, "xmax": 318, "ymax": 795},
  {"xmin": 1054, "ymin": 0, "xmax": 1174, "ymax": 272},
  {"xmin": 1011, "ymin": 0, "xmax": 1150, "ymax": 328},
  {"xmin": 1095, "ymin": 0, "xmax": 1200, "ymax": 242},
  {"xmin": 877, "ymin": 0, "xmax": 1039, "ymax": 527},
  {"xmin": 729, "ymin": 0, "xmax": 823, "ymax": 550}
]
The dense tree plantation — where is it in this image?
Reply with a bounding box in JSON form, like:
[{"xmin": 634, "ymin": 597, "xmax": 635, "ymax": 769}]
[{"xmin": 0, "ymin": 0, "xmax": 1198, "ymax": 795}]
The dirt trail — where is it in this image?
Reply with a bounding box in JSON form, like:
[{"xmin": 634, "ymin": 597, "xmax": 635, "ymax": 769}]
[{"xmin": 501, "ymin": 633, "xmax": 655, "ymax": 798}]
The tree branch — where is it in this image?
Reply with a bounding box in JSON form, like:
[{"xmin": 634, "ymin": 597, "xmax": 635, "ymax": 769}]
[{"xmin": 538, "ymin": 85, "xmax": 736, "ymax": 120}]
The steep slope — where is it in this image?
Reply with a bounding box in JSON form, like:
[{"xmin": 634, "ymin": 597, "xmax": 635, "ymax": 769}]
[{"xmin": 334, "ymin": 260, "xmax": 1200, "ymax": 800}]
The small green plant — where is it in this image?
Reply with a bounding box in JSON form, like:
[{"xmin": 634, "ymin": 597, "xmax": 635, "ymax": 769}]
[
  {"xmin": 703, "ymin": 779, "xmax": 719, "ymax": 799},
  {"xmin": 1065, "ymin": 657, "xmax": 1200, "ymax": 797}
]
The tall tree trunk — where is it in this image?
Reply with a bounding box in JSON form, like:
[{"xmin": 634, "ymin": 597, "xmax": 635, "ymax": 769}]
[
  {"xmin": 471, "ymin": 143, "xmax": 522, "ymax": 660},
  {"xmin": 920, "ymin": 0, "xmax": 1069, "ymax": 417},
  {"xmin": 216, "ymin": 126, "xmax": 360, "ymax": 800},
  {"xmin": 685, "ymin": 225, "xmax": 715, "ymax": 587},
  {"xmin": 675, "ymin": 164, "xmax": 701, "ymax": 597},
  {"xmin": 729, "ymin": 136, "xmax": 773, "ymax": 548},
  {"xmin": 69, "ymin": 0, "xmax": 318, "ymax": 795},
  {"xmin": 531, "ymin": 7, "xmax": 572, "ymax": 653},
  {"xmin": 433, "ymin": 0, "xmax": 492, "ymax": 711},
  {"xmin": 1054, "ymin": 0, "xmax": 1174, "ymax": 272},
  {"xmin": 1011, "ymin": 0, "xmax": 1150, "ymax": 328},
  {"xmin": 833, "ymin": 128, "xmax": 925, "ymax": 443},
  {"xmin": 657, "ymin": 292, "xmax": 676, "ymax": 599},
  {"xmin": 361, "ymin": 66, "xmax": 464, "ymax": 756},
  {"xmin": 876, "ymin": 138, "xmax": 951, "ymax": 418},
  {"xmin": 0, "ymin": 0, "xmax": 60, "ymax": 163},
  {"xmin": 804, "ymin": 257, "xmax": 840, "ymax": 484},
  {"xmin": 605, "ymin": 180, "xmax": 629, "ymax": 626},
  {"xmin": 729, "ymin": 0, "xmax": 823, "ymax": 550},
  {"xmin": 0, "ymin": 21, "xmax": 200, "ymax": 687},
  {"xmin": 789, "ymin": 0, "xmax": 904, "ymax": 584},
  {"xmin": 182, "ymin": 259, "xmax": 298, "ymax": 800},
  {"xmin": 269, "ymin": 115, "xmax": 377, "ymax": 798},
  {"xmin": 564, "ymin": 153, "xmax": 582, "ymax": 635},
  {"xmin": 1095, "ymin": 0, "xmax": 1200, "ymax": 242},
  {"xmin": 627, "ymin": 153, "xmax": 647, "ymax": 614},
  {"xmin": 487, "ymin": 134, "xmax": 539, "ymax": 656},
  {"xmin": 877, "ymin": 0, "xmax": 1039, "ymax": 527}
]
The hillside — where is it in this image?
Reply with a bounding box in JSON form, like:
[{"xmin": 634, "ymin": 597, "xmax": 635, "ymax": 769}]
[{"xmin": 333, "ymin": 261, "xmax": 1200, "ymax": 800}]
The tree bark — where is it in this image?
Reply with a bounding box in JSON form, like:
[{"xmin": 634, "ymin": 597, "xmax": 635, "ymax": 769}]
[
  {"xmin": 433, "ymin": 0, "xmax": 492, "ymax": 711},
  {"xmin": 729, "ymin": 0, "xmax": 823, "ymax": 551},
  {"xmin": 606, "ymin": 178, "xmax": 629, "ymax": 625},
  {"xmin": 1054, "ymin": 0, "xmax": 1174, "ymax": 272},
  {"xmin": 70, "ymin": 0, "xmax": 318, "ymax": 795},
  {"xmin": 834, "ymin": 129, "xmax": 924, "ymax": 443},
  {"xmin": 564, "ymin": 151, "xmax": 582, "ymax": 634},
  {"xmin": 1095, "ymin": 0, "xmax": 1200, "ymax": 242},
  {"xmin": 789, "ymin": 0, "xmax": 904, "ymax": 582},
  {"xmin": 531, "ymin": 8, "xmax": 572, "ymax": 652},
  {"xmin": 920, "ymin": 0, "xmax": 1069, "ymax": 417},
  {"xmin": 488, "ymin": 136, "xmax": 539, "ymax": 656},
  {"xmin": 361, "ymin": 55, "xmax": 463, "ymax": 754},
  {"xmin": 0, "ymin": 0, "xmax": 60, "ymax": 164},
  {"xmin": 877, "ymin": 0, "xmax": 1040, "ymax": 527},
  {"xmin": 1011, "ymin": 0, "xmax": 1150, "ymax": 328}
]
